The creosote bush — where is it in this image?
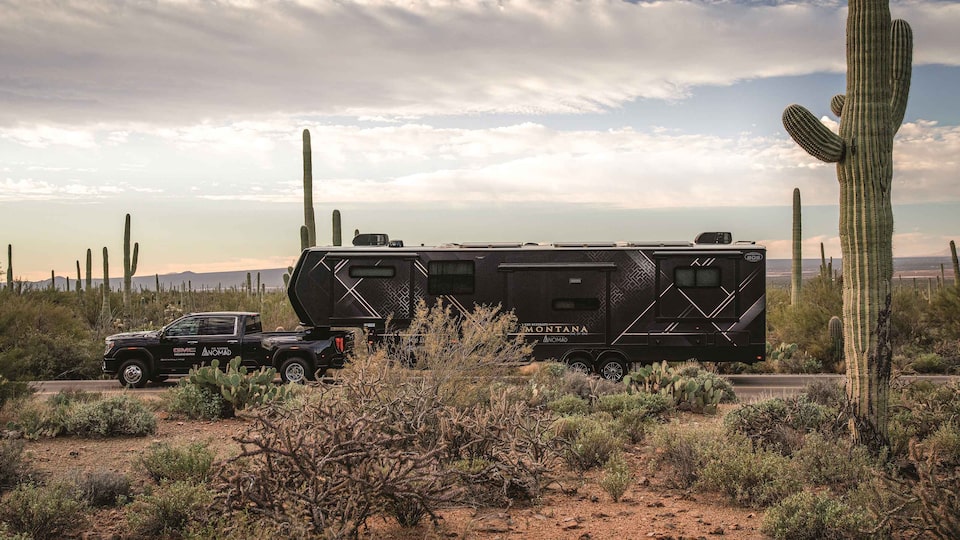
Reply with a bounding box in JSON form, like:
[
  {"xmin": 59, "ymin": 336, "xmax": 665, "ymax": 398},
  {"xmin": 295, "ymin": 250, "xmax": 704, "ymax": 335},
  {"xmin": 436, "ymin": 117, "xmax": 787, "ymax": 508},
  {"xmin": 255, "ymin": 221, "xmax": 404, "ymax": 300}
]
[
  {"xmin": 723, "ymin": 395, "xmax": 838, "ymax": 455},
  {"xmin": 127, "ymin": 481, "xmax": 214, "ymax": 538},
  {"xmin": 0, "ymin": 482, "xmax": 87, "ymax": 540},
  {"xmin": 599, "ymin": 452, "xmax": 633, "ymax": 502},
  {"xmin": 140, "ymin": 442, "xmax": 215, "ymax": 484},
  {"xmin": 698, "ymin": 435, "xmax": 803, "ymax": 507},
  {"xmin": 165, "ymin": 382, "xmax": 224, "ymax": 420},
  {"xmin": 64, "ymin": 394, "xmax": 157, "ymax": 437},
  {"xmin": 762, "ymin": 490, "xmax": 872, "ymax": 540},
  {"xmin": 0, "ymin": 440, "xmax": 28, "ymax": 492},
  {"xmin": 73, "ymin": 469, "xmax": 132, "ymax": 507}
]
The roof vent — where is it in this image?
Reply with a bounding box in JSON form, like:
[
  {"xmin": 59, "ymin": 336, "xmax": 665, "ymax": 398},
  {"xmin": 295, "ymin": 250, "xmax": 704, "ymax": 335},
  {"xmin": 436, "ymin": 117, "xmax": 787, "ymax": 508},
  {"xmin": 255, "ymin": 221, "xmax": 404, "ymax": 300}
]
[{"xmin": 695, "ymin": 232, "xmax": 733, "ymax": 245}]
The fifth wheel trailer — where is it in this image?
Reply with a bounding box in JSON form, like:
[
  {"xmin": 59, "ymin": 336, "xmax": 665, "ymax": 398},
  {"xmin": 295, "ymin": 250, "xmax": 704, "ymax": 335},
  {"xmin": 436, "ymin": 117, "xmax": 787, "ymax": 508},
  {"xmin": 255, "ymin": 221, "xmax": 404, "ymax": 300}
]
[{"xmin": 286, "ymin": 232, "xmax": 766, "ymax": 380}]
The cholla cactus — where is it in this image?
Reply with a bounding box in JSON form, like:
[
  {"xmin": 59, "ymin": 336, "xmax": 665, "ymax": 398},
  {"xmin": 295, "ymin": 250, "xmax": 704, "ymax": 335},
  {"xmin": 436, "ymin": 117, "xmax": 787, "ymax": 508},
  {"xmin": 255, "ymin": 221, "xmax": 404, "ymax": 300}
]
[{"xmin": 782, "ymin": 0, "xmax": 912, "ymax": 448}]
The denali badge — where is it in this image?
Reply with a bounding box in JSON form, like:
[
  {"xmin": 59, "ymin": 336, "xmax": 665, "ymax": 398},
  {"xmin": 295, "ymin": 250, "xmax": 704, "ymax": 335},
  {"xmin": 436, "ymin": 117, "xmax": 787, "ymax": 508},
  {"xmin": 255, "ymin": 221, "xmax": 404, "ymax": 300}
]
[{"xmin": 744, "ymin": 252, "xmax": 764, "ymax": 263}]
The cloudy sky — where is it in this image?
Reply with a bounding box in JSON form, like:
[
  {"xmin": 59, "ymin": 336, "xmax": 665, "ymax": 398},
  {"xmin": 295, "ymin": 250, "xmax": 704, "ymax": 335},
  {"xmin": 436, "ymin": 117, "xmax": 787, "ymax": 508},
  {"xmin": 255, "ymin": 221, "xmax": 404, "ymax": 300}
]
[{"xmin": 1, "ymin": 0, "xmax": 958, "ymax": 281}]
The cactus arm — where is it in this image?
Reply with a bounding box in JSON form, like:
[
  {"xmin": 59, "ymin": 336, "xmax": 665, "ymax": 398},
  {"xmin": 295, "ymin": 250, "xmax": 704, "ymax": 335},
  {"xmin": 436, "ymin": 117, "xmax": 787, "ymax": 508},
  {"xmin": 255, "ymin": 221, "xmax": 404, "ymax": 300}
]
[
  {"xmin": 830, "ymin": 95, "xmax": 845, "ymax": 118},
  {"xmin": 132, "ymin": 242, "xmax": 139, "ymax": 276},
  {"xmin": 783, "ymin": 104, "xmax": 845, "ymax": 163},
  {"xmin": 332, "ymin": 209, "xmax": 342, "ymax": 247},
  {"xmin": 791, "ymin": 188, "xmax": 802, "ymax": 305},
  {"xmin": 300, "ymin": 225, "xmax": 309, "ymax": 252},
  {"xmin": 889, "ymin": 19, "xmax": 913, "ymax": 132}
]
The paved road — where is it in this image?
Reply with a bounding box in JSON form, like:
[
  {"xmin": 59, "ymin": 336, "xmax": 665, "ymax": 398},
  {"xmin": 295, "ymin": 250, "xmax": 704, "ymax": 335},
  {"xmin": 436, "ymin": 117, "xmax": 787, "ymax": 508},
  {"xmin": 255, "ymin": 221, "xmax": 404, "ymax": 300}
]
[{"xmin": 30, "ymin": 373, "xmax": 956, "ymax": 400}]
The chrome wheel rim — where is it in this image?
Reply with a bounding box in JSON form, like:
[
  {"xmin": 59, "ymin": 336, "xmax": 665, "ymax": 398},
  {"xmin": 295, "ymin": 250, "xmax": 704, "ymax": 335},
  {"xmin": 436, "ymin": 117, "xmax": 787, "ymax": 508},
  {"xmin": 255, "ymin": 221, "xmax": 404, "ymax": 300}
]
[
  {"xmin": 122, "ymin": 365, "xmax": 143, "ymax": 385},
  {"xmin": 285, "ymin": 363, "xmax": 305, "ymax": 383}
]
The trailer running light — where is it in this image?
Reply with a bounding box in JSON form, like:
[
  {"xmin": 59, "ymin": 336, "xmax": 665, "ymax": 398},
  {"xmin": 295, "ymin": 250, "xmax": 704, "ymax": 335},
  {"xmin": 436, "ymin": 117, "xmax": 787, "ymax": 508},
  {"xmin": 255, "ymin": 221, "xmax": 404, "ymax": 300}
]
[{"xmin": 335, "ymin": 336, "xmax": 345, "ymax": 353}]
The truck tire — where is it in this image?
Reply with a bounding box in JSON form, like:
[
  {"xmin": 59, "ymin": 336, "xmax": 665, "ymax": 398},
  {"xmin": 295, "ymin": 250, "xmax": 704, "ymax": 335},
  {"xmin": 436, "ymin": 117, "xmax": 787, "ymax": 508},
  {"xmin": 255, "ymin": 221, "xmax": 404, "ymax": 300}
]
[
  {"xmin": 280, "ymin": 357, "xmax": 312, "ymax": 384},
  {"xmin": 565, "ymin": 355, "xmax": 592, "ymax": 375},
  {"xmin": 597, "ymin": 356, "xmax": 627, "ymax": 382},
  {"xmin": 118, "ymin": 359, "xmax": 149, "ymax": 388}
]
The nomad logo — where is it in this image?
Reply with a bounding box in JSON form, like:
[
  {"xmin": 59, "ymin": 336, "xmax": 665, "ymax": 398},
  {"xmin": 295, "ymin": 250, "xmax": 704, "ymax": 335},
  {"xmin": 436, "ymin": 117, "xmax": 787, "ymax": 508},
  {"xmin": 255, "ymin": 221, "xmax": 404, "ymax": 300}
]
[
  {"xmin": 173, "ymin": 347, "xmax": 195, "ymax": 356},
  {"xmin": 202, "ymin": 347, "xmax": 233, "ymax": 357},
  {"xmin": 744, "ymin": 252, "xmax": 764, "ymax": 263},
  {"xmin": 521, "ymin": 324, "xmax": 588, "ymax": 335}
]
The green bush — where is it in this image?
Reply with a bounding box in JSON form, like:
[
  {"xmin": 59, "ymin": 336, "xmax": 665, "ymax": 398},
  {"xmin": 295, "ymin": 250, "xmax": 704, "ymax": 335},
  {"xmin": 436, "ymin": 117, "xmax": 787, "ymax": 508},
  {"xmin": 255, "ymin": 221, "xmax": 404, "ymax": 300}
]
[
  {"xmin": 0, "ymin": 482, "xmax": 87, "ymax": 540},
  {"xmin": 599, "ymin": 452, "xmax": 633, "ymax": 502},
  {"xmin": 596, "ymin": 391, "xmax": 672, "ymax": 443},
  {"xmin": 8, "ymin": 397, "xmax": 70, "ymax": 439},
  {"xmin": 73, "ymin": 469, "xmax": 132, "ymax": 507},
  {"xmin": 0, "ymin": 375, "xmax": 32, "ymax": 409},
  {"xmin": 0, "ymin": 522, "xmax": 32, "ymax": 540},
  {"xmin": 724, "ymin": 395, "xmax": 837, "ymax": 455},
  {"xmin": 547, "ymin": 394, "xmax": 590, "ymax": 416},
  {"xmin": 791, "ymin": 432, "xmax": 873, "ymax": 490},
  {"xmin": 648, "ymin": 423, "xmax": 723, "ymax": 488},
  {"xmin": 140, "ymin": 442, "xmax": 215, "ymax": 484},
  {"xmin": 0, "ymin": 440, "xmax": 28, "ymax": 492},
  {"xmin": 165, "ymin": 383, "xmax": 225, "ymax": 420},
  {"xmin": 64, "ymin": 394, "xmax": 157, "ymax": 437},
  {"xmin": 910, "ymin": 352, "xmax": 948, "ymax": 374},
  {"xmin": 762, "ymin": 490, "xmax": 872, "ymax": 539},
  {"xmin": 127, "ymin": 481, "xmax": 213, "ymax": 538},
  {"xmin": 698, "ymin": 436, "xmax": 803, "ymax": 507},
  {"xmin": 802, "ymin": 378, "xmax": 846, "ymax": 408}
]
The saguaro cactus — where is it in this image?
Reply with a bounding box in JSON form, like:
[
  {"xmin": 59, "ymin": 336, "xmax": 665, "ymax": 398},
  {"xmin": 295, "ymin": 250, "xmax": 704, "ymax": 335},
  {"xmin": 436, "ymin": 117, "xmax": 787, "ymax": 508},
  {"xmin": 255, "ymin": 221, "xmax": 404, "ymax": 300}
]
[
  {"xmin": 782, "ymin": 0, "xmax": 912, "ymax": 449},
  {"xmin": 123, "ymin": 214, "xmax": 139, "ymax": 308},
  {"xmin": 950, "ymin": 240, "xmax": 959, "ymax": 288},
  {"xmin": 791, "ymin": 188, "xmax": 802, "ymax": 305},
  {"xmin": 6, "ymin": 244, "xmax": 11, "ymax": 289},
  {"xmin": 85, "ymin": 248, "xmax": 92, "ymax": 291},
  {"xmin": 100, "ymin": 247, "xmax": 111, "ymax": 327},
  {"xmin": 333, "ymin": 209, "xmax": 342, "ymax": 246},
  {"xmin": 76, "ymin": 260, "xmax": 81, "ymax": 292},
  {"xmin": 302, "ymin": 129, "xmax": 317, "ymax": 248}
]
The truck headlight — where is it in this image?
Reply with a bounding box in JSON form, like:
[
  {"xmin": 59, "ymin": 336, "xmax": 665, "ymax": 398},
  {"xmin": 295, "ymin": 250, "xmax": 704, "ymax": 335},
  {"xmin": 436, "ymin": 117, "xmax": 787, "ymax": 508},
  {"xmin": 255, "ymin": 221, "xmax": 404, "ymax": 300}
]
[{"xmin": 104, "ymin": 341, "xmax": 115, "ymax": 355}]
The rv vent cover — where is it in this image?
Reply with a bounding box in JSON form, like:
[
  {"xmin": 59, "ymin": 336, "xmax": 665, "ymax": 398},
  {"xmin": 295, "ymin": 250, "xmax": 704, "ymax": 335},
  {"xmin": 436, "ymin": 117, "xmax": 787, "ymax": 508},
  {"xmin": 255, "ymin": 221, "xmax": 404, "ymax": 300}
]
[
  {"xmin": 353, "ymin": 233, "xmax": 390, "ymax": 246},
  {"xmin": 695, "ymin": 232, "xmax": 733, "ymax": 245}
]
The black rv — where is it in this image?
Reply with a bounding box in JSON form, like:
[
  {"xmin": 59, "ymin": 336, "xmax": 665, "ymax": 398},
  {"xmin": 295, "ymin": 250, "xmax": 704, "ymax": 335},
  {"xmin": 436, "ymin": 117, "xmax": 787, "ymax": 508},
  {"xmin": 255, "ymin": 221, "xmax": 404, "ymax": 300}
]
[{"xmin": 286, "ymin": 232, "xmax": 766, "ymax": 380}]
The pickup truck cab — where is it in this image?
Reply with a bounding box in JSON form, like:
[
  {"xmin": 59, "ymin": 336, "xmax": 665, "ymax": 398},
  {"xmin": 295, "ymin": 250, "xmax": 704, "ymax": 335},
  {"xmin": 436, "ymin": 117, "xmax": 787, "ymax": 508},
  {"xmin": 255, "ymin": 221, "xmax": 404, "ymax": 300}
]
[{"xmin": 102, "ymin": 311, "xmax": 351, "ymax": 387}]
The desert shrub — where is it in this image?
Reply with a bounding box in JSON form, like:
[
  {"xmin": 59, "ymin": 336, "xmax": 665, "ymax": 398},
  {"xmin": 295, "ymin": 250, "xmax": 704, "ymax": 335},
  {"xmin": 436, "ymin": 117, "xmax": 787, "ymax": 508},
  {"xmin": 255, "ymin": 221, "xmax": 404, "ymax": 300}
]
[
  {"xmin": 762, "ymin": 490, "xmax": 872, "ymax": 540},
  {"xmin": 530, "ymin": 365, "xmax": 622, "ymax": 406},
  {"xmin": 8, "ymin": 397, "xmax": 70, "ymax": 439},
  {"xmin": 802, "ymin": 378, "xmax": 847, "ymax": 408},
  {"xmin": 165, "ymin": 383, "xmax": 225, "ymax": 420},
  {"xmin": 140, "ymin": 442, "xmax": 215, "ymax": 484},
  {"xmin": 64, "ymin": 394, "xmax": 156, "ymax": 437},
  {"xmin": 73, "ymin": 469, "xmax": 132, "ymax": 507},
  {"xmin": 888, "ymin": 380, "xmax": 960, "ymax": 457},
  {"xmin": 910, "ymin": 352, "xmax": 948, "ymax": 374},
  {"xmin": 0, "ymin": 375, "xmax": 32, "ymax": 409},
  {"xmin": 0, "ymin": 440, "xmax": 28, "ymax": 492},
  {"xmin": 127, "ymin": 481, "xmax": 213, "ymax": 538},
  {"xmin": 596, "ymin": 391, "xmax": 672, "ymax": 443},
  {"xmin": 791, "ymin": 432, "xmax": 873, "ymax": 490},
  {"xmin": 547, "ymin": 394, "xmax": 590, "ymax": 416},
  {"xmin": 0, "ymin": 522, "xmax": 31, "ymax": 540},
  {"xmin": 766, "ymin": 275, "xmax": 842, "ymax": 365},
  {"xmin": 46, "ymin": 388, "xmax": 102, "ymax": 408},
  {"xmin": 648, "ymin": 422, "xmax": 724, "ymax": 488},
  {"xmin": 599, "ymin": 452, "xmax": 633, "ymax": 502},
  {"xmin": 724, "ymin": 395, "xmax": 838, "ymax": 455},
  {"xmin": 698, "ymin": 436, "xmax": 803, "ymax": 507},
  {"xmin": 565, "ymin": 422, "xmax": 623, "ymax": 471},
  {"xmin": 0, "ymin": 482, "xmax": 87, "ymax": 540}
]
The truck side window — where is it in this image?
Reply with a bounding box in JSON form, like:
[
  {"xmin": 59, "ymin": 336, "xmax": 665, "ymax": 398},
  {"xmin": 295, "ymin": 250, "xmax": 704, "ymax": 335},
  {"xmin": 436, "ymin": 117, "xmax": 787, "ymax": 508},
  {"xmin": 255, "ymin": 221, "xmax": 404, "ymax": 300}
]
[
  {"xmin": 201, "ymin": 316, "xmax": 237, "ymax": 336},
  {"xmin": 245, "ymin": 316, "xmax": 262, "ymax": 334},
  {"xmin": 428, "ymin": 260, "xmax": 475, "ymax": 295},
  {"xmin": 165, "ymin": 318, "xmax": 200, "ymax": 337}
]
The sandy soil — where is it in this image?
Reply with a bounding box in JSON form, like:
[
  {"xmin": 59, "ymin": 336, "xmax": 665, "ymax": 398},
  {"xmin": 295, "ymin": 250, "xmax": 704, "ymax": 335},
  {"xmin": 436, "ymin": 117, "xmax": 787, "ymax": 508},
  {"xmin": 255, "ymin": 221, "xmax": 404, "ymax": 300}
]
[{"xmin": 13, "ymin": 406, "xmax": 767, "ymax": 540}]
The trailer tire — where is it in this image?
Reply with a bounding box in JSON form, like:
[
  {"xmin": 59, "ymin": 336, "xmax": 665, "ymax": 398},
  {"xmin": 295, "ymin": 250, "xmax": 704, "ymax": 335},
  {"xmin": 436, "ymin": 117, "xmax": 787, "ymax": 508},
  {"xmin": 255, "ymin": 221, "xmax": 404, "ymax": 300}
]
[
  {"xmin": 118, "ymin": 359, "xmax": 149, "ymax": 388},
  {"xmin": 597, "ymin": 356, "xmax": 627, "ymax": 382},
  {"xmin": 565, "ymin": 356, "xmax": 592, "ymax": 375},
  {"xmin": 280, "ymin": 357, "xmax": 312, "ymax": 384}
]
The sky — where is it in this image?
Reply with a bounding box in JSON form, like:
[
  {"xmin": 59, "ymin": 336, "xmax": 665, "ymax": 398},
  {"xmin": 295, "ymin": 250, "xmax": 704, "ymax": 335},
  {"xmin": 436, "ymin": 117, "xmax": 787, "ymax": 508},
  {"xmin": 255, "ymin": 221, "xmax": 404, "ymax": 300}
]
[{"xmin": 1, "ymin": 0, "xmax": 959, "ymax": 282}]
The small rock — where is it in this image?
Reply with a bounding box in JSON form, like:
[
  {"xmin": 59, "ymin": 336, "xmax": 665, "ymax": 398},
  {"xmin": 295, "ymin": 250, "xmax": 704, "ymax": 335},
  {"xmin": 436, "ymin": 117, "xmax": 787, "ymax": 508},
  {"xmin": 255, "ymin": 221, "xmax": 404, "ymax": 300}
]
[
  {"xmin": 747, "ymin": 513, "xmax": 755, "ymax": 519},
  {"xmin": 638, "ymin": 476, "xmax": 651, "ymax": 486},
  {"xmin": 647, "ymin": 501, "xmax": 665, "ymax": 508},
  {"xmin": 709, "ymin": 526, "xmax": 725, "ymax": 535},
  {"xmin": 590, "ymin": 495, "xmax": 600, "ymax": 503}
]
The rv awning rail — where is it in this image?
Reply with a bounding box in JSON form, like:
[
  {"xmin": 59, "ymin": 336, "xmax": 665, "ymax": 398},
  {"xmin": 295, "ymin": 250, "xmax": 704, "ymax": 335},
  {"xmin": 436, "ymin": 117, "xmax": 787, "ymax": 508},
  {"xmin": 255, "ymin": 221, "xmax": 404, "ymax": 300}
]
[
  {"xmin": 497, "ymin": 262, "xmax": 617, "ymax": 271},
  {"xmin": 324, "ymin": 252, "xmax": 421, "ymax": 259}
]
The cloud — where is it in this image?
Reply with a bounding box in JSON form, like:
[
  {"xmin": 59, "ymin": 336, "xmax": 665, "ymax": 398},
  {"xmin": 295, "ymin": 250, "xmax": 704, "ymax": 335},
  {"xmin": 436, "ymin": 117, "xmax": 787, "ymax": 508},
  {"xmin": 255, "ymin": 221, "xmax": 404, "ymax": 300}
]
[{"xmin": 2, "ymin": 0, "xmax": 957, "ymax": 126}]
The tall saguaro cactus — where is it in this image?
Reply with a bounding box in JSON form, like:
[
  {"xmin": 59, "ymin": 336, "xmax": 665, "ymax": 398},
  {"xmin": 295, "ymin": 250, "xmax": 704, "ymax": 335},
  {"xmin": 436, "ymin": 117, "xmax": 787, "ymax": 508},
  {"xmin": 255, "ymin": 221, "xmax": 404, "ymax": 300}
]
[
  {"xmin": 782, "ymin": 0, "xmax": 912, "ymax": 449},
  {"xmin": 100, "ymin": 247, "xmax": 111, "ymax": 328},
  {"xmin": 85, "ymin": 248, "xmax": 93, "ymax": 292},
  {"xmin": 302, "ymin": 129, "xmax": 317, "ymax": 249},
  {"xmin": 950, "ymin": 240, "xmax": 959, "ymax": 288},
  {"xmin": 791, "ymin": 188, "xmax": 802, "ymax": 305},
  {"xmin": 123, "ymin": 213, "xmax": 139, "ymax": 308},
  {"xmin": 333, "ymin": 209, "xmax": 342, "ymax": 246},
  {"xmin": 6, "ymin": 244, "xmax": 11, "ymax": 289}
]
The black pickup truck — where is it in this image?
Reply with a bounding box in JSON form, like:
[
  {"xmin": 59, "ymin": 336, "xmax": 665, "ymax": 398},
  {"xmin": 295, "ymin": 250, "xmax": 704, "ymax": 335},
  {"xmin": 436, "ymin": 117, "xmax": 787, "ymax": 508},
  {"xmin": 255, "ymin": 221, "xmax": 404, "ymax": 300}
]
[{"xmin": 102, "ymin": 311, "xmax": 352, "ymax": 387}]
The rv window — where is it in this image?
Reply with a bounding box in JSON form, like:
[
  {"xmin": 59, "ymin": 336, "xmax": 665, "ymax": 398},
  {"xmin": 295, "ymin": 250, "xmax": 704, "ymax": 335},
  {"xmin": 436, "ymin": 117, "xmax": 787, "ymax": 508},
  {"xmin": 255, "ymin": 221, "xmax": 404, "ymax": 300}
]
[
  {"xmin": 675, "ymin": 267, "xmax": 721, "ymax": 288},
  {"xmin": 553, "ymin": 298, "xmax": 601, "ymax": 311},
  {"xmin": 428, "ymin": 260, "xmax": 475, "ymax": 295},
  {"xmin": 349, "ymin": 265, "xmax": 396, "ymax": 278}
]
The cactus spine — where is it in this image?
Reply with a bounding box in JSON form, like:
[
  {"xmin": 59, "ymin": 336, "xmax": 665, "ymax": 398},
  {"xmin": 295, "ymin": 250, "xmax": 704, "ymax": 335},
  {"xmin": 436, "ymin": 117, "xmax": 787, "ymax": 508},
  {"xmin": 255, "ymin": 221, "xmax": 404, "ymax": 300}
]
[
  {"xmin": 123, "ymin": 213, "xmax": 139, "ymax": 308},
  {"xmin": 791, "ymin": 187, "xmax": 802, "ymax": 305},
  {"xmin": 950, "ymin": 240, "xmax": 959, "ymax": 288},
  {"xmin": 333, "ymin": 209, "xmax": 342, "ymax": 246},
  {"xmin": 782, "ymin": 0, "xmax": 912, "ymax": 449},
  {"xmin": 5, "ymin": 244, "xmax": 11, "ymax": 289},
  {"xmin": 302, "ymin": 129, "xmax": 317, "ymax": 248}
]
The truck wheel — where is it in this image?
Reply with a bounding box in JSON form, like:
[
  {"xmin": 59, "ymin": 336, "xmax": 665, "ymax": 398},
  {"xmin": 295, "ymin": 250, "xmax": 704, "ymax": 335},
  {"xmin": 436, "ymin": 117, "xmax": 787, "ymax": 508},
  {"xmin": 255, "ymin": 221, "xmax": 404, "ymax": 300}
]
[
  {"xmin": 565, "ymin": 356, "xmax": 592, "ymax": 375},
  {"xmin": 280, "ymin": 357, "xmax": 312, "ymax": 384},
  {"xmin": 118, "ymin": 359, "xmax": 149, "ymax": 388},
  {"xmin": 597, "ymin": 357, "xmax": 627, "ymax": 382}
]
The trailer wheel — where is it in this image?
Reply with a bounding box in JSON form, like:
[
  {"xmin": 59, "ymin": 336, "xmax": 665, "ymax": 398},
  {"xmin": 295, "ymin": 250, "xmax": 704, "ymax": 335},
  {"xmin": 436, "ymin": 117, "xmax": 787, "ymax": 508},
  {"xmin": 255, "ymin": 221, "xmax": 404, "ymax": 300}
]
[
  {"xmin": 597, "ymin": 357, "xmax": 627, "ymax": 382},
  {"xmin": 118, "ymin": 359, "xmax": 149, "ymax": 388},
  {"xmin": 565, "ymin": 356, "xmax": 592, "ymax": 375},
  {"xmin": 280, "ymin": 357, "xmax": 312, "ymax": 384}
]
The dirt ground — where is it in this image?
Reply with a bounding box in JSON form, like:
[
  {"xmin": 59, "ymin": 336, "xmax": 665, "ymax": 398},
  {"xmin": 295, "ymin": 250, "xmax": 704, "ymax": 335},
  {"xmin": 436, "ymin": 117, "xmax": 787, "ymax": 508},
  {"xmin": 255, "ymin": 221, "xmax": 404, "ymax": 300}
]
[{"xmin": 16, "ymin": 405, "xmax": 767, "ymax": 540}]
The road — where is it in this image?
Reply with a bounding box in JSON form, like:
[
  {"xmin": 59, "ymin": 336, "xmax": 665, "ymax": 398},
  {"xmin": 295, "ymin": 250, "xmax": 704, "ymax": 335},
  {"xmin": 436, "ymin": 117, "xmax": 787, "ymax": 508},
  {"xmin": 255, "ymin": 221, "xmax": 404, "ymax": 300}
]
[{"xmin": 31, "ymin": 374, "xmax": 956, "ymax": 401}]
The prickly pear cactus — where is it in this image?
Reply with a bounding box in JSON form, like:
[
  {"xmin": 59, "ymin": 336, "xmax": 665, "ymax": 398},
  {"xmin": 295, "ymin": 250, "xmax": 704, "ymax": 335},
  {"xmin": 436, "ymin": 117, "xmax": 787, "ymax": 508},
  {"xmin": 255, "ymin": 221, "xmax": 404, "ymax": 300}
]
[
  {"xmin": 782, "ymin": 0, "xmax": 912, "ymax": 449},
  {"xmin": 184, "ymin": 357, "xmax": 291, "ymax": 418}
]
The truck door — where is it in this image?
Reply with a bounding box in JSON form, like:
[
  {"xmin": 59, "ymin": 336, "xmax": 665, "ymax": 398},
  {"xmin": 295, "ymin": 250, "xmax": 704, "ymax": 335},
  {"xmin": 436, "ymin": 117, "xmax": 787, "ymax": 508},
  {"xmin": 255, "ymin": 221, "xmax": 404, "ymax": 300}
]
[
  {"xmin": 196, "ymin": 315, "xmax": 242, "ymax": 366},
  {"xmin": 501, "ymin": 263, "xmax": 612, "ymax": 349},
  {"xmin": 158, "ymin": 315, "xmax": 203, "ymax": 374}
]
